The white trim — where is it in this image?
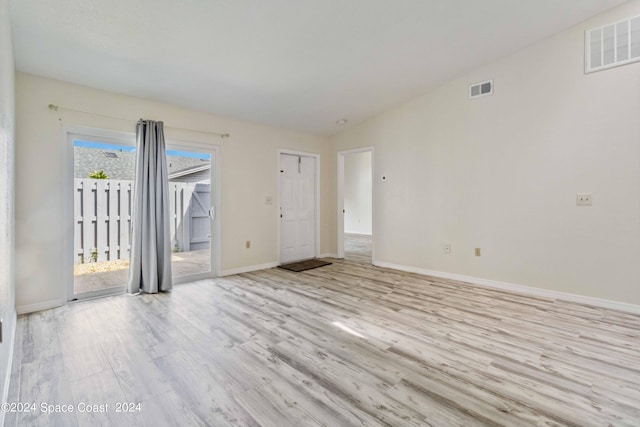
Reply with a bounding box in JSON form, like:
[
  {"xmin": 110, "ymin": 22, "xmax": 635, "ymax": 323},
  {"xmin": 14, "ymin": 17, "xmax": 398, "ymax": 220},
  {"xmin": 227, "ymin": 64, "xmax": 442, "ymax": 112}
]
[
  {"xmin": 62, "ymin": 125, "xmax": 77, "ymax": 305},
  {"xmin": 17, "ymin": 298, "xmax": 66, "ymax": 315},
  {"xmin": 220, "ymin": 262, "xmax": 279, "ymax": 276},
  {"xmin": 277, "ymin": 149, "xmax": 321, "ymax": 264},
  {"xmin": 373, "ymin": 260, "xmax": 640, "ymax": 315},
  {"xmin": 71, "ymin": 287, "xmax": 126, "ymax": 301},
  {"xmin": 337, "ymin": 153, "xmax": 344, "ymax": 258},
  {"xmin": 168, "ymin": 163, "xmax": 211, "ymax": 179},
  {"xmin": 343, "ymin": 232, "xmax": 372, "ymax": 237},
  {"xmin": 62, "ymin": 124, "xmax": 136, "ymax": 142},
  {"xmin": 337, "ymin": 147, "xmax": 375, "ymax": 261},
  {"xmin": 318, "ymin": 253, "xmax": 339, "ymax": 259},
  {"xmin": 68, "ymin": 291, "xmax": 124, "ymax": 304}
]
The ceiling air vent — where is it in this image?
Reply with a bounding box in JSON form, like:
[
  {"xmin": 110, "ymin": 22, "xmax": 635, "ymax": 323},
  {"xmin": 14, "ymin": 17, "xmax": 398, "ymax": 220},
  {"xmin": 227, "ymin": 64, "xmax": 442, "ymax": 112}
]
[
  {"xmin": 586, "ymin": 15, "xmax": 640, "ymax": 73},
  {"xmin": 469, "ymin": 80, "xmax": 493, "ymax": 99}
]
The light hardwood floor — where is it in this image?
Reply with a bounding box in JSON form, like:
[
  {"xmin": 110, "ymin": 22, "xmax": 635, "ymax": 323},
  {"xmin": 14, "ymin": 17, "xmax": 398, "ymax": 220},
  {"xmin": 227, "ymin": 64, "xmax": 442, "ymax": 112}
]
[{"xmin": 5, "ymin": 235, "xmax": 640, "ymax": 426}]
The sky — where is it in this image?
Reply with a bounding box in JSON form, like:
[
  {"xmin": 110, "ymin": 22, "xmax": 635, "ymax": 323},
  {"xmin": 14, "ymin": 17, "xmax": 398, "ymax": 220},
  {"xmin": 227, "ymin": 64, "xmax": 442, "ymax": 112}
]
[{"xmin": 73, "ymin": 140, "xmax": 211, "ymax": 160}]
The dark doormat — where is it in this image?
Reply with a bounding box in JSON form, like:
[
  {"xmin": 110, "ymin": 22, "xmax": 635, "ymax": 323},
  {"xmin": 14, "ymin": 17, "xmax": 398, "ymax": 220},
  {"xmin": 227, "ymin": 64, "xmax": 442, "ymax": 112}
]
[{"xmin": 278, "ymin": 259, "xmax": 332, "ymax": 272}]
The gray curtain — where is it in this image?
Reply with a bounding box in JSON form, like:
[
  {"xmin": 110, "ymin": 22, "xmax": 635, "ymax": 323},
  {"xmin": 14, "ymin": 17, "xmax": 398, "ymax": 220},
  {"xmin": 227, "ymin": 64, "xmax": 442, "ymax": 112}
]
[{"xmin": 127, "ymin": 120, "xmax": 172, "ymax": 293}]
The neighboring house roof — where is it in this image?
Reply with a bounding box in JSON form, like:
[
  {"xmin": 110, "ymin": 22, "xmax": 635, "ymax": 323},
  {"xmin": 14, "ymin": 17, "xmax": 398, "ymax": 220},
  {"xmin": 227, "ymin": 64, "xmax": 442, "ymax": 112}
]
[
  {"xmin": 168, "ymin": 164, "xmax": 211, "ymax": 180},
  {"xmin": 74, "ymin": 147, "xmax": 136, "ymax": 179},
  {"xmin": 74, "ymin": 147, "xmax": 209, "ymax": 180}
]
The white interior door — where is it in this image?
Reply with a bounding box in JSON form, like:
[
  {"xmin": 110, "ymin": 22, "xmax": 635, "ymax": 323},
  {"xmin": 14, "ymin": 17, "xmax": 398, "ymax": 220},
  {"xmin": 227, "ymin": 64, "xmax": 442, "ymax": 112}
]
[{"xmin": 280, "ymin": 153, "xmax": 316, "ymax": 263}]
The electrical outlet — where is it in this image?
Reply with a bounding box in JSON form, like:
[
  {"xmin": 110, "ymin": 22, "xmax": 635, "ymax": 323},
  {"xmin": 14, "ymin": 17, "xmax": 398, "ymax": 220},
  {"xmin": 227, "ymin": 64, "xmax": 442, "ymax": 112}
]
[
  {"xmin": 265, "ymin": 196, "xmax": 272, "ymax": 205},
  {"xmin": 576, "ymin": 193, "xmax": 592, "ymax": 206},
  {"xmin": 443, "ymin": 244, "xmax": 451, "ymax": 254},
  {"xmin": 475, "ymin": 248, "xmax": 481, "ymax": 257},
  {"xmin": 246, "ymin": 241, "xmax": 251, "ymax": 249}
]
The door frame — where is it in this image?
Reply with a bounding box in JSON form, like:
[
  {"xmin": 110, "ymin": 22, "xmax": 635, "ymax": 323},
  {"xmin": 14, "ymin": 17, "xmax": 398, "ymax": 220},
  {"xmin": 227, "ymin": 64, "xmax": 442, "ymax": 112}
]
[
  {"xmin": 63, "ymin": 126, "xmax": 135, "ymax": 301},
  {"xmin": 337, "ymin": 146, "xmax": 375, "ymax": 261},
  {"xmin": 277, "ymin": 149, "xmax": 321, "ymax": 264},
  {"xmin": 167, "ymin": 138, "xmax": 221, "ymax": 285},
  {"xmin": 62, "ymin": 125, "xmax": 221, "ymax": 302}
]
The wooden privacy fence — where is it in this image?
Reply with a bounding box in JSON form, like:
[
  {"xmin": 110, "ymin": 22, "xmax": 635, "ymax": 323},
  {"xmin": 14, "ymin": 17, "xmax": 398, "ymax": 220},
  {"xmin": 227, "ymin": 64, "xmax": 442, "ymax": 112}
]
[
  {"xmin": 74, "ymin": 178, "xmax": 211, "ymax": 264},
  {"xmin": 169, "ymin": 182, "xmax": 211, "ymax": 254}
]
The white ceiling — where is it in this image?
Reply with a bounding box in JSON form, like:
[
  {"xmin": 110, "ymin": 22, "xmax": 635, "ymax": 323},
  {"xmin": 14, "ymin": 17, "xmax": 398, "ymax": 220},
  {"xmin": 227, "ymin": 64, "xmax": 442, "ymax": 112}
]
[{"xmin": 11, "ymin": 0, "xmax": 627, "ymax": 135}]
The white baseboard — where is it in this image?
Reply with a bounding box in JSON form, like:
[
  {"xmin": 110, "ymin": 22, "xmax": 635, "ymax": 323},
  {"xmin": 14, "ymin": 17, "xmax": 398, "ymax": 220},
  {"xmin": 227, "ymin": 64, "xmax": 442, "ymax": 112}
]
[
  {"xmin": 344, "ymin": 232, "xmax": 372, "ymax": 236},
  {"xmin": 373, "ymin": 260, "xmax": 640, "ymax": 315},
  {"xmin": 1, "ymin": 310, "xmax": 17, "ymax": 427},
  {"xmin": 16, "ymin": 298, "xmax": 66, "ymax": 315},
  {"xmin": 319, "ymin": 253, "xmax": 339, "ymax": 259},
  {"xmin": 220, "ymin": 262, "xmax": 279, "ymax": 277}
]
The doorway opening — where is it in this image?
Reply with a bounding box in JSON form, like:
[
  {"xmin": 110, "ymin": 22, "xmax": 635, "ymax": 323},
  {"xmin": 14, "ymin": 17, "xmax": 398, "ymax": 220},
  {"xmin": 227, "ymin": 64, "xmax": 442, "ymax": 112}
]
[
  {"xmin": 66, "ymin": 129, "xmax": 220, "ymax": 301},
  {"xmin": 337, "ymin": 147, "xmax": 374, "ymax": 263},
  {"xmin": 72, "ymin": 137, "xmax": 133, "ymax": 297},
  {"xmin": 167, "ymin": 146, "xmax": 217, "ymax": 282}
]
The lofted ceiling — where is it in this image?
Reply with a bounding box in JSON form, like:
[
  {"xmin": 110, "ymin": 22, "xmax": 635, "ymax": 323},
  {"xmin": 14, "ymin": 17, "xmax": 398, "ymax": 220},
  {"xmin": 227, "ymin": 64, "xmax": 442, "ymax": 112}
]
[{"xmin": 10, "ymin": 0, "xmax": 628, "ymax": 135}]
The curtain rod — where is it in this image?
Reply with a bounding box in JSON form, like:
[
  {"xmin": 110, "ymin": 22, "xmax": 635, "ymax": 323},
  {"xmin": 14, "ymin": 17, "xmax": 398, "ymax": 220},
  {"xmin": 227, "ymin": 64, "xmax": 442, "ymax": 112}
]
[{"xmin": 48, "ymin": 104, "xmax": 230, "ymax": 138}]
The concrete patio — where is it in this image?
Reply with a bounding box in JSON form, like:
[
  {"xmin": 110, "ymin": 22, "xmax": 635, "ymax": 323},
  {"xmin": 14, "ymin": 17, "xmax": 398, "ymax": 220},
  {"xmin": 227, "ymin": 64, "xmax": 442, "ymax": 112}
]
[{"xmin": 73, "ymin": 249, "xmax": 211, "ymax": 295}]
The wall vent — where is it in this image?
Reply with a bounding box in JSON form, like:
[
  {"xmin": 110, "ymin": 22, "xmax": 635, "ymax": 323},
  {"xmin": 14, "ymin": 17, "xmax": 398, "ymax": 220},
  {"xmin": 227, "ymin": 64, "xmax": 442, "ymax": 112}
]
[
  {"xmin": 586, "ymin": 15, "xmax": 640, "ymax": 73},
  {"xmin": 469, "ymin": 80, "xmax": 493, "ymax": 99}
]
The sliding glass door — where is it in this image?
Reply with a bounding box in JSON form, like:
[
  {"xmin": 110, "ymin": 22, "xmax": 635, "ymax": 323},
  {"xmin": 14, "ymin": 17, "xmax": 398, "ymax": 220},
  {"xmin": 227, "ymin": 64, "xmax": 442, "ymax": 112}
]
[
  {"xmin": 68, "ymin": 130, "xmax": 219, "ymax": 300},
  {"xmin": 71, "ymin": 135, "xmax": 135, "ymax": 299},
  {"xmin": 166, "ymin": 146, "xmax": 218, "ymax": 282}
]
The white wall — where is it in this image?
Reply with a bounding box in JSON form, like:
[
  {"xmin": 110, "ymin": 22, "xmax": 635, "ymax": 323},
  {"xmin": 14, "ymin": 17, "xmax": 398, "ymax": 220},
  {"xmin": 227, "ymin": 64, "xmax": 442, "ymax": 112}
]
[
  {"xmin": 331, "ymin": 1, "xmax": 640, "ymax": 305},
  {"xmin": 15, "ymin": 73, "xmax": 334, "ymax": 312},
  {"xmin": 0, "ymin": 0, "xmax": 16, "ymax": 415},
  {"xmin": 344, "ymin": 151, "xmax": 372, "ymax": 235}
]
